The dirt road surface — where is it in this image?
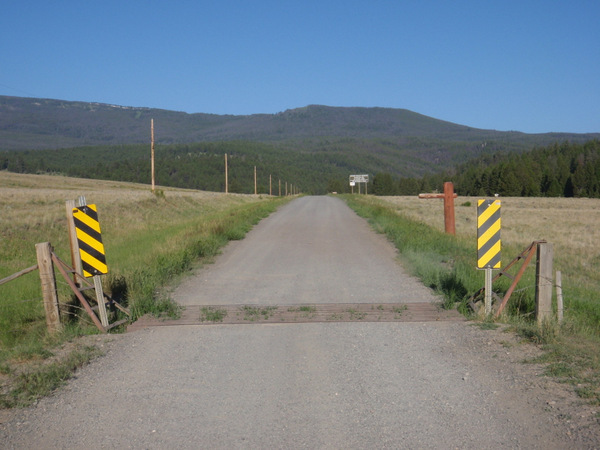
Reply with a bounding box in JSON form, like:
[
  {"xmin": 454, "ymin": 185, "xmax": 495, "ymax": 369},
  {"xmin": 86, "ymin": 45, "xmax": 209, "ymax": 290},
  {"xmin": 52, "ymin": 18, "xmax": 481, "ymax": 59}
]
[{"xmin": 1, "ymin": 196, "xmax": 597, "ymax": 448}]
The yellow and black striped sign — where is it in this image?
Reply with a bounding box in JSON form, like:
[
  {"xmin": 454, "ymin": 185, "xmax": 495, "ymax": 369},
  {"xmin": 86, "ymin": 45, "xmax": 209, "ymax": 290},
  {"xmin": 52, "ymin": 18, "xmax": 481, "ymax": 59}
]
[
  {"xmin": 477, "ymin": 199, "xmax": 501, "ymax": 269},
  {"xmin": 72, "ymin": 204, "xmax": 108, "ymax": 277}
]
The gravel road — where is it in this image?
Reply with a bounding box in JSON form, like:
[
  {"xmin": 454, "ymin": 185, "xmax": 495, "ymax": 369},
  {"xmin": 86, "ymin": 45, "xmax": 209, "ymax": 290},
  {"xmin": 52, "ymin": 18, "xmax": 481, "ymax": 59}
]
[
  {"xmin": 0, "ymin": 196, "xmax": 595, "ymax": 448},
  {"xmin": 174, "ymin": 196, "xmax": 435, "ymax": 305}
]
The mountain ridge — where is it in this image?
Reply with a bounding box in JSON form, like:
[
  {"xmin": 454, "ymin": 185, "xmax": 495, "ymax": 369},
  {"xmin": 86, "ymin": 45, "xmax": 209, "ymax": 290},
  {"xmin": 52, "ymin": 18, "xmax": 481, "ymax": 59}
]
[{"xmin": 1, "ymin": 95, "xmax": 597, "ymax": 151}]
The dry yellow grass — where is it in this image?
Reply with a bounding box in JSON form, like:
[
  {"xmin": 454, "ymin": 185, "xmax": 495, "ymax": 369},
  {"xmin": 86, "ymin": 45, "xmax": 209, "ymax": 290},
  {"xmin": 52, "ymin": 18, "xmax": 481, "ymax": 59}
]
[
  {"xmin": 378, "ymin": 195, "xmax": 600, "ymax": 292},
  {"xmin": 0, "ymin": 171, "xmax": 252, "ymax": 231},
  {"xmin": 0, "ymin": 171, "xmax": 266, "ymax": 278}
]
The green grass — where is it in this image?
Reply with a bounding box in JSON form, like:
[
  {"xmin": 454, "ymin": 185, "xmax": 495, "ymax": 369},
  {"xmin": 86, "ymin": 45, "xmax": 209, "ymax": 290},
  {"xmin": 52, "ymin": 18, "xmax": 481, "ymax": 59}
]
[
  {"xmin": 343, "ymin": 194, "xmax": 485, "ymax": 312},
  {"xmin": 240, "ymin": 305, "xmax": 278, "ymax": 321},
  {"xmin": 1, "ymin": 174, "xmax": 292, "ymax": 407},
  {"xmin": 200, "ymin": 307, "xmax": 228, "ymax": 323},
  {"xmin": 0, "ymin": 345, "xmax": 103, "ymax": 408},
  {"xmin": 342, "ymin": 194, "xmax": 600, "ymax": 405},
  {"xmin": 346, "ymin": 308, "xmax": 367, "ymax": 320},
  {"xmin": 392, "ymin": 305, "xmax": 408, "ymax": 319}
]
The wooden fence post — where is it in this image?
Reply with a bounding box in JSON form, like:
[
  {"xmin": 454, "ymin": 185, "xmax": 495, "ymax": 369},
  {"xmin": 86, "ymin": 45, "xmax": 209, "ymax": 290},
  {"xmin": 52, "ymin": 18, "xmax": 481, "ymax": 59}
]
[
  {"xmin": 556, "ymin": 270, "xmax": 563, "ymax": 324},
  {"xmin": 36, "ymin": 242, "xmax": 62, "ymax": 334},
  {"xmin": 225, "ymin": 153, "xmax": 228, "ymax": 194},
  {"xmin": 535, "ymin": 242, "xmax": 554, "ymax": 325}
]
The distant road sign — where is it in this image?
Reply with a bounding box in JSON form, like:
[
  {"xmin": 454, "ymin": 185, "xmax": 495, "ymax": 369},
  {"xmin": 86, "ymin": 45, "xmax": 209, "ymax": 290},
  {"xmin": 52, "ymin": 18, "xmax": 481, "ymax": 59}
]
[{"xmin": 350, "ymin": 174, "xmax": 369, "ymax": 183}]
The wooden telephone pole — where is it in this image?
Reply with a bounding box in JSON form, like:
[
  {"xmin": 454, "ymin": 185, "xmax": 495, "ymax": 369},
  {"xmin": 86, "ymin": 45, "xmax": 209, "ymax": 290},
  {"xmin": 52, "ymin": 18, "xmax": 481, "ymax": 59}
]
[
  {"xmin": 225, "ymin": 153, "xmax": 228, "ymax": 194},
  {"xmin": 151, "ymin": 119, "xmax": 155, "ymax": 193}
]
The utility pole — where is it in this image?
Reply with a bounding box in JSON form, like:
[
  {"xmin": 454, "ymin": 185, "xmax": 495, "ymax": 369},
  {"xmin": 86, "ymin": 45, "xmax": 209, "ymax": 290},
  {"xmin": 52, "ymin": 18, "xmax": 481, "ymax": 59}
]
[
  {"xmin": 254, "ymin": 166, "xmax": 257, "ymax": 195},
  {"xmin": 225, "ymin": 153, "xmax": 228, "ymax": 194},
  {"xmin": 151, "ymin": 119, "xmax": 155, "ymax": 193}
]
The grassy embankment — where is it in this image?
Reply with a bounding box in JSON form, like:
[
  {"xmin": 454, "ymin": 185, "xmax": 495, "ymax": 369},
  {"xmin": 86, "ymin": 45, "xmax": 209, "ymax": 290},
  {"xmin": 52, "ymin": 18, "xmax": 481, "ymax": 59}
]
[
  {"xmin": 343, "ymin": 194, "xmax": 600, "ymax": 406},
  {"xmin": 0, "ymin": 172, "xmax": 289, "ymax": 407}
]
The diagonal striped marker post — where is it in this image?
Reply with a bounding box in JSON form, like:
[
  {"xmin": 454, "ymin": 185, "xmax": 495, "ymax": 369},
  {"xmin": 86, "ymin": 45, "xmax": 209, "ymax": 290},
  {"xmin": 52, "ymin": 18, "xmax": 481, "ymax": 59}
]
[
  {"xmin": 72, "ymin": 204, "xmax": 108, "ymax": 278},
  {"xmin": 477, "ymin": 199, "xmax": 501, "ymax": 269},
  {"xmin": 477, "ymin": 199, "xmax": 501, "ymax": 315}
]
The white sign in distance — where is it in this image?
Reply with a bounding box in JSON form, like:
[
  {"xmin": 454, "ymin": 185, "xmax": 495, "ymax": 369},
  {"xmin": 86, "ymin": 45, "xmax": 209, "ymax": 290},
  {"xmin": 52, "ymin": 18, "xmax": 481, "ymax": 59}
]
[
  {"xmin": 350, "ymin": 181, "xmax": 356, "ymax": 187},
  {"xmin": 349, "ymin": 174, "xmax": 369, "ymax": 184}
]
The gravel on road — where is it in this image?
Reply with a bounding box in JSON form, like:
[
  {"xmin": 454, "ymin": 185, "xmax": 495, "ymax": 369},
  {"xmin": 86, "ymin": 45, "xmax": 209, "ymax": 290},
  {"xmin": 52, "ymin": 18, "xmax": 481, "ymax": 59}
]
[{"xmin": 1, "ymin": 196, "xmax": 597, "ymax": 448}]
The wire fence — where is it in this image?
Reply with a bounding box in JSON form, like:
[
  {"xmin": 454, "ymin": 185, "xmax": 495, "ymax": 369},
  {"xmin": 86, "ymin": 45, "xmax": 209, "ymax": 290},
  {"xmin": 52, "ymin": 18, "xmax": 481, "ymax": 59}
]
[{"xmin": 0, "ymin": 261, "xmax": 87, "ymax": 338}]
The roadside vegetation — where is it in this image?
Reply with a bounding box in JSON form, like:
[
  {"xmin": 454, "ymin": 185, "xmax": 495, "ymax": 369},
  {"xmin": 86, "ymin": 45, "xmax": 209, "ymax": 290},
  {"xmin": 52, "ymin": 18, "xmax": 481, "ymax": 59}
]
[
  {"xmin": 343, "ymin": 194, "xmax": 600, "ymax": 406},
  {"xmin": 0, "ymin": 172, "xmax": 290, "ymax": 407}
]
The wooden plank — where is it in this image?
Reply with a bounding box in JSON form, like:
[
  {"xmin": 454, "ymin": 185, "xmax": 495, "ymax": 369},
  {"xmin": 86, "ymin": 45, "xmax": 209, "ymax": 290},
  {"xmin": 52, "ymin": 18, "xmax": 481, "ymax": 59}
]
[
  {"xmin": 0, "ymin": 264, "xmax": 38, "ymax": 286},
  {"xmin": 94, "ymin": 274, "xmax": 109, "ymax": 328}
]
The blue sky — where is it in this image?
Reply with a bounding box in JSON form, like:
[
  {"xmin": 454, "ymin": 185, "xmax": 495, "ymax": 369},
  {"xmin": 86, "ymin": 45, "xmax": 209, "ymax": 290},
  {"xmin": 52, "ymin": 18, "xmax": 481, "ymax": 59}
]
[{"xmin": 1, "ymin": 1, "xmax": 598, "ymax": 133}]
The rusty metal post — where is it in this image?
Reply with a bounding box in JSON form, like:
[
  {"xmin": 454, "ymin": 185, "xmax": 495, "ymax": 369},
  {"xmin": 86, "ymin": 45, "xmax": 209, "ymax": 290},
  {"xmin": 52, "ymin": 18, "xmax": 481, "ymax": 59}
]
[
  {"xmin": 36, "ymin": 242, "xmax": 62, "ymax": 334},
  {"xmin": 418, "ymin": 182, "xmax": 457, "ymax": 235},
  {"xmin": 443, "ymin": 182, "xmax": 456, "ymax": 235}
]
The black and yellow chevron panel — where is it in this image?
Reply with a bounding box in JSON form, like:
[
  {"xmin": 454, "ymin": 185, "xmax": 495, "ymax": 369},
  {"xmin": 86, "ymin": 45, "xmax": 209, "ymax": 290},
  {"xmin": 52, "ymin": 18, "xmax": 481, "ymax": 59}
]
[
  {"xmin": 477, "ymin": 199, "xmax": 501, "ymax": 269},
  {"xmin": 72, "ymin": 204, "xmax": 108, "ymax": 277}
]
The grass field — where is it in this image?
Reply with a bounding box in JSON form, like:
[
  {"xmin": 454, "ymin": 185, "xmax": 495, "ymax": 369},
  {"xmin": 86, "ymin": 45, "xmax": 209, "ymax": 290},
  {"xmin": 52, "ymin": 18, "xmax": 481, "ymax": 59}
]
[
  {"xmin": 378, "ymin": 196, "xmax": 600, "ymax": 327},
  {"xmin": 344, "ymin": 194, "xmax": 600, "ymax": 406},
  {"xmin": 2, "ymin": 173, "xmax": 599, "ymax": 407},
  {"xmin": 0, "ymin": 171, "xmax": 289, "ymax": 407}
]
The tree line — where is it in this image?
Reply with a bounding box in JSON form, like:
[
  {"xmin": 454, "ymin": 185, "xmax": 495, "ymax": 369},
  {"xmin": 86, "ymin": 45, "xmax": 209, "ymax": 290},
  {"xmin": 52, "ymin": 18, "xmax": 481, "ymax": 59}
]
[
  {"xmin": 4, "ymin": 138, "xmax": 599, "ymax": 198},
  {"xmin": 0, "ymin": 141, "xmax": 367, "ymax": 195},
  {"xmin": 371, "ymin": 140, "xmax": 600, "ymax": 197}
]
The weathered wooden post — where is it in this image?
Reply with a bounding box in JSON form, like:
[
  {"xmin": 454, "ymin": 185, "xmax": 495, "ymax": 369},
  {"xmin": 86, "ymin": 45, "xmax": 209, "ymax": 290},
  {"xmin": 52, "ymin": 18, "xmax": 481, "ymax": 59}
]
[
  {"xmin": 556, "ymin": 270, "xmax": 564, "ymax": 324},
  {"xmin": 418, "ymin": 182, "xmax": 457, "ymax": 235},
  {"xmin": 36, "ymin": 242, "xmax": 62, "ymax": 334},
  {"xmin": 65, "ymin": 199, "xmax": 82, "ymax": 283},
  {"xmin": 535, "ymin": 242, "xmax": 554, "ymax": 324},
  {"xmin": 151, "ymin": 118, "xmax": 155, "ymax": 194},
  {"xmin": 225, "ymin": 153, "xmax": 228, "ymax": 194}
]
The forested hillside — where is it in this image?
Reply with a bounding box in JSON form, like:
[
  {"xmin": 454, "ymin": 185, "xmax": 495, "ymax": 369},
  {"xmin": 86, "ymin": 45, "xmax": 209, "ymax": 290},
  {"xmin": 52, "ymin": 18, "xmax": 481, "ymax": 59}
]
[
  {"xmin": 2, "ymin": 96, "xmax": 597, "ymax": 152},
  {"xmin": 0, "ymin": 133, "xmax": 546, "ymax": 195},
  {"xmin": 0, "ymin": 140, "xmax": 401, "ymax": 195},
  {"xmin": 372, "ymin": 140, "xmax": 600, "ymax": 198},
  {"xmin": 2, "ymin": 95, "xmax": 599, "ymax": 195}
]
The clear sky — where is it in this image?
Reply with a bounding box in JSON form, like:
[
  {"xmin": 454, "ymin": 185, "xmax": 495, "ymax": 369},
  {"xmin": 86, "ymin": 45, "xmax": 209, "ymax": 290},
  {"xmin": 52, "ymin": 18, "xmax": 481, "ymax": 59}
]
[{"xmin": 1, "ymin": 1, "xmax": 598, "ymax": 133}]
